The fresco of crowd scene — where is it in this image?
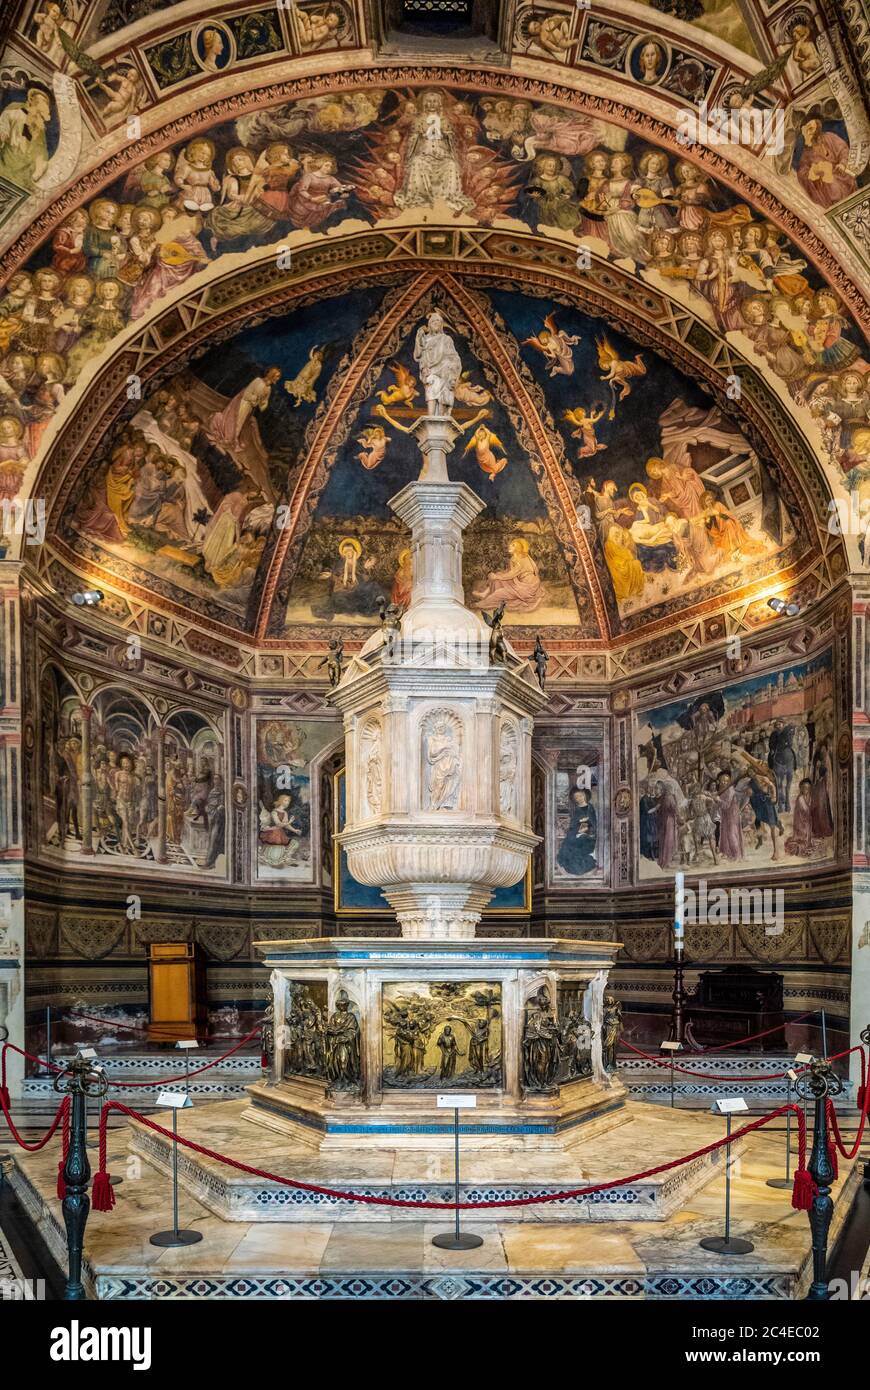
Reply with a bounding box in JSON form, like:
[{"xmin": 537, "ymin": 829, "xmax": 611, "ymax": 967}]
[
  {"xmin": 1, "ymin": 86, "xmax": 867, "ymax": 504},
  {"xmin": 41, "ymin": 675, "xmax": 226, "ymax": 874},
  {"xmin": 638, "ymin": 657, "xmax": 835, "ymax": 878}
]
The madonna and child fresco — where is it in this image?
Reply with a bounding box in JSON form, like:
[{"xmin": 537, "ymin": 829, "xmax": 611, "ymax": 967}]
[
  {"xmin": 65, "ymin": 276, "xmax": 801, "ymax": 638},
  {"xmin": 636, "ymin": 651, "xmax": 836, "ymax": 881},
  {"xmin": 4, "ymin": 83, "xmax": 869, "ymax": 504}
]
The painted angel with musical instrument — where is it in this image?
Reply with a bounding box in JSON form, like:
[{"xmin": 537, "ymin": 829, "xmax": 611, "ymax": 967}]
[{"xmin": 522, "ymin": 312, "xmax": 580, "ymax": 377}]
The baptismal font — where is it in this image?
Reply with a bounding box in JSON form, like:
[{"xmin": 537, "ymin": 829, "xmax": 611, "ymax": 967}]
[{"xmin": 247, "ymin": 311, "xmax": 627, "ymax": 1158}]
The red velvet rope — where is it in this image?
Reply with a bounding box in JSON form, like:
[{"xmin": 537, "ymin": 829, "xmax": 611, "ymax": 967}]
[
  {"xmin": 827, "ymin": 1050, "xmax": 870, "ymax": 1161},
  {"xmin": 70, "ymin": 1011, "xmax": 255, "ymax": 1041},
  {"xmin": 0, "ymin": 1031, "xmax": 258, "ymax": 1094},
  {"xmin": 102, "ymin": 1028, "xmax": 259, "ymax": 1087},
  {"xmin": 683, "ymin": 1010, "xmax": 816, "ymax": 1054},
  {"xmin": 90, "ymin": 1098, "xmax": 808, "ymax": 1212},
  {"xmin": 0, "ymin": 1083, "xmax": 68, "ymax": 1152},
  {"xmin": 620, "ymin": 1040, "xmax": 862, "ymax": 1083}
]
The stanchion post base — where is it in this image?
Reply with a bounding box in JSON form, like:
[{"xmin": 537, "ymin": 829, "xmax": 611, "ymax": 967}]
[
  {"xmin": 431, "ymin": 1233, "xmax": 484, "ymax": 1251},
  {"xmin": 698, "ymin": 1236, "xmax": 755, "ymax": 1255},
  {"xmin": 149, "ymin": 1229, "xmax": 203, "ymax": 1248},
  {"xmin": 765, "ymin": 1177, "xmax": 793, "ymax": 1189}
]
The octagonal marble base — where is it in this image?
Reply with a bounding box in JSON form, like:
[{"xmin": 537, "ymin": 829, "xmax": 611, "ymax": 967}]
[{"xmin": 249, "ymin": 935, "xmax": 626, "ymax": 1156}]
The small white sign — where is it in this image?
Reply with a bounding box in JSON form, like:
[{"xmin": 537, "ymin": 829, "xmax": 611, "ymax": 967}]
[
  {"xmin": 157, "ymin": 1090, "xmax": 193, "ymax": 1109},
  {"xmin": 714, "ymin": 1097, "xmax": 749, "ymax": 1114},
  {"xmin": 77, "ymin": 1047, "xmax": 97, "ymax": 1059},
  {"xmin": 795, "ymin": 1052, "xmax": 814, "ymax": 1064},
  {"xmin": 660, "ymin": 1040, "xmax": 683, "ymax": 1052},
  {"xmin": 437, "ymin": 1094, "xmax": 477, "ymax": 1109},
  {"xmin": 175, "ymin": 1040, "xmax": 200, "ymax": 1050},
  {"xmin": 787, "ymin": 1068, "xmax": 799, "ymax": 1081}
]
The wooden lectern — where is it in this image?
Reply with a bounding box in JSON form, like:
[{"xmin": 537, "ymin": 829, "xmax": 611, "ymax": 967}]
[{"xmin": 148, "ymin": 942, "xmax": 207, "ymax": 1042}]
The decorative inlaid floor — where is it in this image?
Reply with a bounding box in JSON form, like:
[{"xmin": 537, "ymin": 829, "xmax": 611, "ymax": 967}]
[{"xmin": 7, "ymin": 1100, "xmax": 864, "ymax": 1301}]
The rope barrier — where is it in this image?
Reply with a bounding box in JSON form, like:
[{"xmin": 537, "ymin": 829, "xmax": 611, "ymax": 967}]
[
  {"xmin": 827, "ymin": 1049, "xmax": 870, "ymax": 1162},
  {"xmin": 89, "ymin": 1097, "xmax": 813, "ymax": 1214},
  {"xmin": 0, "ymin": 1084, "xmax": 68, "ymax": 1153},
  {"xmin": 1, "ymin": 1029, "xmax": 259, "ymax": 1096},
  {"xmin": 620, "ymin": 1040, "xmax": 862, "ymax": 1083},
  {"xmin": 68, "ymin": 1011, "xmax": 257, "ymax": 1043},
  {"xmin": 99, "ymin": 1028, "xmax": 260, "ymax": 1088},
  {"xmin": 681, "ymin": 1010, "xmax": 816, "ymax": 1053}
]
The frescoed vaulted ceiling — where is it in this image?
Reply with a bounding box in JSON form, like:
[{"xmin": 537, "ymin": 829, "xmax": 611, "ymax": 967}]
[{"xmin": 1, "ymin": 1, "xmax": 867, "ymax": 675}]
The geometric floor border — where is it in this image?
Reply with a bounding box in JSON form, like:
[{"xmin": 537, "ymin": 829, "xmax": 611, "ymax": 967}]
[{"xmin": 95, "ymin": 1271, "xmax": 794, "ymax": 1301}]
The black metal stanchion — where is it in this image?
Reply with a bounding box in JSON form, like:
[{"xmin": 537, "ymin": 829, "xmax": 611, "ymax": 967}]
[
  {"xmin": 798, "ymin": 1058, "xmax": 842, "ymax": 1301},
  {"xmin": 149, "ymin": 1091, "xmax": 202, "ymax": 1248},
  {"xmin": 53, "ymin": 1053, "xmax": 109, "ymax": 1300},
  {"xmin": 767, "ymin": 1067, "xmax": 798, "ymax": 1190},
  {"xmin": 699, "ymin": 1098, "xmax": 754, "ymax": 1255},
  {"xmin": 431, "ymin": 1095, "xmax": 482, "ymax": 1252}
]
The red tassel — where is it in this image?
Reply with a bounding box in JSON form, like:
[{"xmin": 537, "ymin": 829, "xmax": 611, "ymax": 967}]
[
  {"xmin": 56, "ymin": 1161, "xmax": 66, "ymax": 1201},
  {"xmin": 827, "ymin": 1142, "xmax": 839, "ymax": 1181},
  {"xmin": 91, "ymin": 1170, "xmax": 115, "ymax": 1213},
  {"xmin": 791, "ymin": 1167, "xmax": 815, "ymax": 1211}
]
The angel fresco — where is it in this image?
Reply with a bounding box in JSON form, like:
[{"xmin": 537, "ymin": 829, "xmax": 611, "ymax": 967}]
[
  {"xmin": 596, "ymin": 337, "xmax": 647, "ymax": 417},
  {"xmin": 356, "ymin": 424, "xmax": 390, "ymax": 470},
  {"xmin": 522, "ymin": 313, "xmax": 581, "ymax": 376},
  {"xmin": 564, "ymin": 405, "xmax": 607, "ymax": 457},
  {"xmin": 284, "ymin": 345, "xmax": 327, "ymax": 405},
  {"xmin": 463, "ymin": 424, "xmax": 507, "ymax": 482},
  {"xmin": 376, "ymin": 363, "xmax": 418, "ymax": 407}
]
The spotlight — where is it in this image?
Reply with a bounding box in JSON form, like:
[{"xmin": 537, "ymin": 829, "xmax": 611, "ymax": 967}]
[
  {"xmin": 71, "ymin": 590, "xmax": 103, "ymax": 607},
  {"xmin": 767, "ymin": 597, "xmax": 801, "ymax": 618}
]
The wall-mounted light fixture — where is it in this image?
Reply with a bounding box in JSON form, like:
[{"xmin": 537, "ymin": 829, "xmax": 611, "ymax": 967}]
[
  {"xmin": 71, "ymin": 590, "xmax": 104, "ymax": 607},
  {"xmin": 767, "ymin": 596, "xmax": 801, "ymax": 618}
]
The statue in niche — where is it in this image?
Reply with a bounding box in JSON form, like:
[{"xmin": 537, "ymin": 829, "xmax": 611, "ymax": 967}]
[
  {"xmin": 522, "ymin": 985, "xmax": 562, "ymax": 1093},
  {"xmin": 261, "ymin": 1000, "xmax": 274, "ymax": 1080},
  {"xmin": 413, "ymin": 311, "xmax": 462, "ymax": 417},
  {"xmin": 422, "ymin": 711, "xmax": 462, "ymax": 810},
  {"xmin": 561, "ymin": 1009, "xmax": 593, "ymax": 1080},
  {"xmin": 325, "ymin": 989, "xmax": 361, "ymax": 1091},
  {"xmin": 283, "ymin": 983, "xmax": 327, "ymax": 1080},
  {"xmin": 499, "ymin": 723, "xmax": 518, "ymax": 817},
  {"xmin": 602, "ymin": 993, "xmax": 623, "ymax": 1072},
  {"xmin": 361, "ymin": 719, "xmax": 383, "ymax": 817}
]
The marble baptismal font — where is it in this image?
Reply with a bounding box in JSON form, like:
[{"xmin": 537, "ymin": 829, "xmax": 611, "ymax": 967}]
[{"xmin": 244, "ymin": 313, "xmax": 629, "ymax": 1161}]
